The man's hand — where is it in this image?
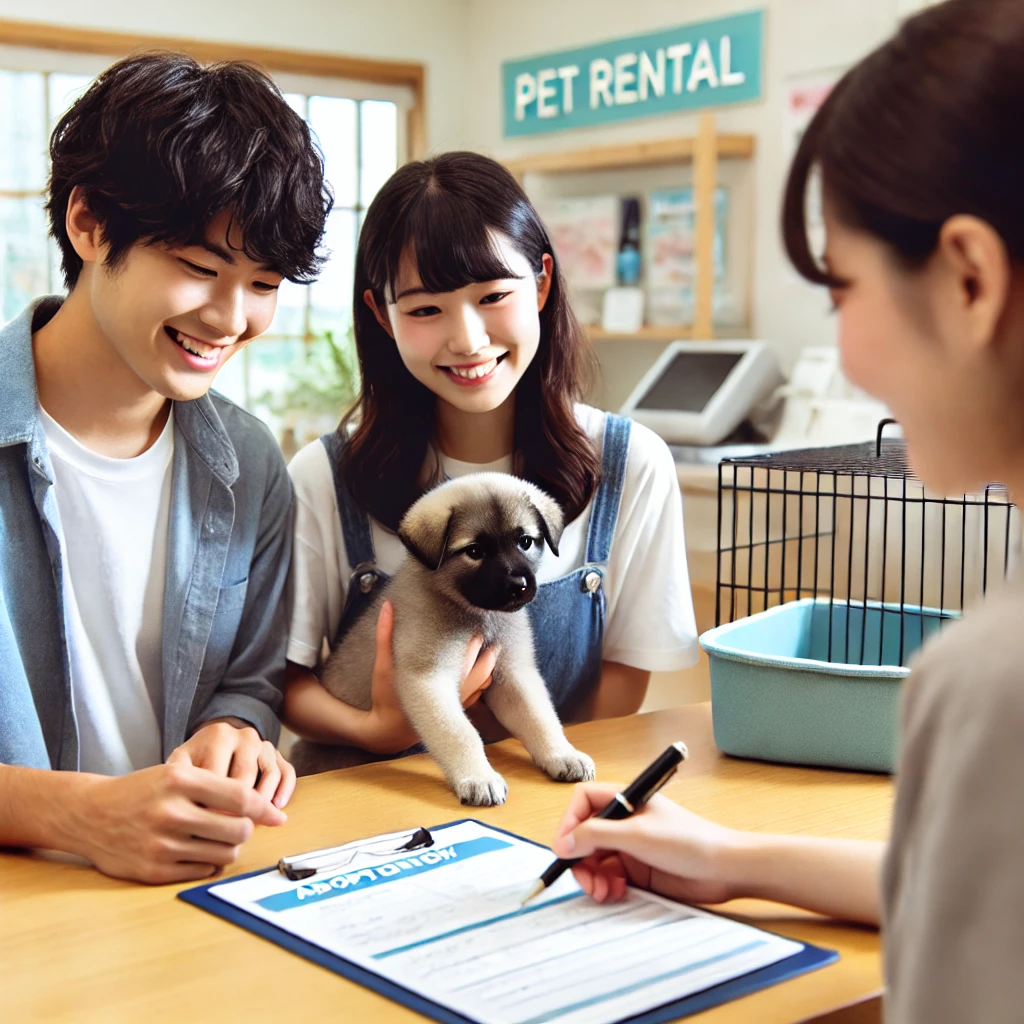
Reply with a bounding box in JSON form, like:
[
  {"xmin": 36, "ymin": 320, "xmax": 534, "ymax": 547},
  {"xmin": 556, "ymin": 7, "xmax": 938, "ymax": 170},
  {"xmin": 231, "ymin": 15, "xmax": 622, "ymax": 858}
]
[
  {"xmin": 168, "ymin": 720, "xmax": 296, "ymax": 809},
  {"xmin": 63, "ymin": 763, "xmax": 287, "ymax": 884}
]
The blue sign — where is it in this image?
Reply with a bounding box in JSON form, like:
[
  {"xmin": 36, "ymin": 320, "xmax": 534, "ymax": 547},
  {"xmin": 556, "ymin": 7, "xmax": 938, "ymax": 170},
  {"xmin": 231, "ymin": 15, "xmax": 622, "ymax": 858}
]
[{"xmin": 503, "ymin": 11, "xmax": 763, "ymax": 137}]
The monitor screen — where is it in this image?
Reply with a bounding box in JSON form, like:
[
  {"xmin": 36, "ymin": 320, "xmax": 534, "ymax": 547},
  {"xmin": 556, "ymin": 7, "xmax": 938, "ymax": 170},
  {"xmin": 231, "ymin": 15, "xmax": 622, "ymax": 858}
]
[{"xmin": 635, "ymin": 351, "xmax": 744, "ymax": 412}]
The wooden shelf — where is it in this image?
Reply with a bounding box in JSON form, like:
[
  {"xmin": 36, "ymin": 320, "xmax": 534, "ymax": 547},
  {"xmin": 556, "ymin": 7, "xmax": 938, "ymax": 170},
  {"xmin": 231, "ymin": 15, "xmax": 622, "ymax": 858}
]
[
  {"xmin": 586, "ymin": 324, "xmax": 692, "ymax": 342},
  {"xmin": 508, "ymin": 114, "xmax": 753, "ymax": 339},
  {"xmin": 585, "ymin": 323, "xmax": 752, "ymax": 342},
  {"xmin": 504, "ymin": 134, "xmax": 755, "ymax": 177}
]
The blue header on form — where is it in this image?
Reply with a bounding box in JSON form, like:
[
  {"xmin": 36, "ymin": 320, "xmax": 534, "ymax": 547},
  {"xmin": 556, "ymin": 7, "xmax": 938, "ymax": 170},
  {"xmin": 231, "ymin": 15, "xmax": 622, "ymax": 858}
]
[{"xmin": 257, "ymin": 836, "xmax": 512, "ymax": 912}]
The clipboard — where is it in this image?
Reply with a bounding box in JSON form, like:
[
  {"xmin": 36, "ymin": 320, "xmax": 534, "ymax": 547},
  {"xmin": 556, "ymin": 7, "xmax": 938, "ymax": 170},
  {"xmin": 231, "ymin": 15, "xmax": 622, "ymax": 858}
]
[{"xmin": 179, "ymin": 818, "xmax": 838, "ymax": 1024}]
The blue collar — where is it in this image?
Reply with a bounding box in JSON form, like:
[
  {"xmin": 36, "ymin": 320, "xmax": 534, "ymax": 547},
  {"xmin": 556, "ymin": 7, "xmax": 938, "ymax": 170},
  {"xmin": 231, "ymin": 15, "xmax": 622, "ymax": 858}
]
[
  {"xmin": 0, "ymin": 297, "xmax": 54, "ymax": 447},
  {"xmin": 0, "ymin": 296, "xmax": 238, "ymax": 486}
]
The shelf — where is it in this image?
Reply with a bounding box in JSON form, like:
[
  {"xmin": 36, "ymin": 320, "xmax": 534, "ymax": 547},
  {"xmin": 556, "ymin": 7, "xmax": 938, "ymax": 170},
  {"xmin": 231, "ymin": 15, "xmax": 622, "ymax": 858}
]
[
  {"xmin": 586, "ymin": 324, "xmax": 692, "ymax": 342},
  {"xmin": 585, "ymin": 323, "xmax": 752, "ymax": 342},
  {"xmin": 507, "ymin": 114, "xmax": 752, "ymax": 340},
  {"xmin": 504, "ymin": 134, "xmax": 755, "ymax": 177}
]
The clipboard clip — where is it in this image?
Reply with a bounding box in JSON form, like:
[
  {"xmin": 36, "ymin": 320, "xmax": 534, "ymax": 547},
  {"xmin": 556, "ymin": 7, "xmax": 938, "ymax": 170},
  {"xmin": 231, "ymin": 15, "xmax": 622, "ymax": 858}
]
[{"xmin": 277, "ymin": 827, "xmax": 434, "ymax": 881}]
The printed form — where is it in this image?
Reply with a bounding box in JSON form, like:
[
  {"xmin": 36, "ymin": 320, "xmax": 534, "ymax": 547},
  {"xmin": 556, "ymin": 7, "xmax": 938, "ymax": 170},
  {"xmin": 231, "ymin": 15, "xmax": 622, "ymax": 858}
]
[{"xmin": 210, "ymin": 820, "xmax": 803, "ymax": 1024}]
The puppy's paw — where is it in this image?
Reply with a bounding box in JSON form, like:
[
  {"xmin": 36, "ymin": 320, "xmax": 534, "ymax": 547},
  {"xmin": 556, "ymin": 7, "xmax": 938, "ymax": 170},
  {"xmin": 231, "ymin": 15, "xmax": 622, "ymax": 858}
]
[
  {"xmin": 541, "ymin": 749, "xmax": 596, "ymax": 783},
  {"xmin": 453, "ymin": 771, "xmax": 508, "ymax": 807}
]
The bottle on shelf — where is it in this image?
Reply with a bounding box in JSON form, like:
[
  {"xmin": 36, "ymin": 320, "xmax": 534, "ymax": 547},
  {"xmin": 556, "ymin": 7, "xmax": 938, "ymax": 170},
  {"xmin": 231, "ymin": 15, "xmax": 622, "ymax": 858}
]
[{"xmin": 616, "ymin": 197, "xmax": 642, "ymax": 286}]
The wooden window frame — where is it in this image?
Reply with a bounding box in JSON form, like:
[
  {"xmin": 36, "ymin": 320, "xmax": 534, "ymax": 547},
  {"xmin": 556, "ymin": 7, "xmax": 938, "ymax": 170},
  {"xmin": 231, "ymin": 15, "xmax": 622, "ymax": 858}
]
[{"xmin": 0, "ymin": 18, "xmax": 426, "ymax": 159}]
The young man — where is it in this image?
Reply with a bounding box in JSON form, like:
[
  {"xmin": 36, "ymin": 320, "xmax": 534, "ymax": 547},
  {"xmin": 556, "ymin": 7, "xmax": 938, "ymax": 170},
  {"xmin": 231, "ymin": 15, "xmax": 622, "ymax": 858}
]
[{"xmin": 0, "ymin": 53, "xmax": 331, "ymax": 882}]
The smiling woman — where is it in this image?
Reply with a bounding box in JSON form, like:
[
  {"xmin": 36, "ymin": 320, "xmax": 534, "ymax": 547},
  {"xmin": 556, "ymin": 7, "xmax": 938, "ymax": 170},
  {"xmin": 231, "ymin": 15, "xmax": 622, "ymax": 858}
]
[
  {"xmin": 348, "ymin": 151, "xmax": 599, "ymax": 531},
  {"xmin": 281, "ymin": 150, "xmax": 700, "ymax": 770},
  {"xmin": 364, "ymin": 234, "xmax": 552, "ymax": 459}
]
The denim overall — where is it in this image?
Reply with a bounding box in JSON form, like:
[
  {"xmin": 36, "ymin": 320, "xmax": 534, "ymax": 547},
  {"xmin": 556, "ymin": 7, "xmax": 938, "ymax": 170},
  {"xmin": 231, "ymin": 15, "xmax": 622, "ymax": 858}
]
[{"xmin": 320, "ymin": 413, "xmax": 632, "ymax": 723}]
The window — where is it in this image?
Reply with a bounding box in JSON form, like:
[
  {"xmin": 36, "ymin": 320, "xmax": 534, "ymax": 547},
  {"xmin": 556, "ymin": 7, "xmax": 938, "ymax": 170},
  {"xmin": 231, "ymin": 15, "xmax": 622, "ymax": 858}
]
[
  {"xmin": 0, "ymin": 55, "xmax": 95, "ymax": 320},
  {"xmin": 0, "ymin": 27, "xmax": 423, "ymax": 452},
  {"xmin": 223, "ymin": 82, "xmax": 402, "ymax": 451}
]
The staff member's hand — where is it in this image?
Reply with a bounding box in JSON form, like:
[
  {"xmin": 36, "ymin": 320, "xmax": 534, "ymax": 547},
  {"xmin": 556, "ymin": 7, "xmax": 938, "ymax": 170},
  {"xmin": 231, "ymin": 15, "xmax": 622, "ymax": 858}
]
[
  {"xmin": 169, "ymin": 718, "xmax": 296, "ymax": 809},
  {"xmin": 551, "ymin": 782, "xmax": 745, "ymax": 905}
]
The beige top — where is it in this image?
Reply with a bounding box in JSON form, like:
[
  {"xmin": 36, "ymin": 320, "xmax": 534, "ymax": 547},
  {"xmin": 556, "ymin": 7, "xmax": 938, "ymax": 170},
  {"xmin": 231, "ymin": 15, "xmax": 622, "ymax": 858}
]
[{"xmin": 883, "ymin": 570, "xmax": 1024, "ymax": 1022}]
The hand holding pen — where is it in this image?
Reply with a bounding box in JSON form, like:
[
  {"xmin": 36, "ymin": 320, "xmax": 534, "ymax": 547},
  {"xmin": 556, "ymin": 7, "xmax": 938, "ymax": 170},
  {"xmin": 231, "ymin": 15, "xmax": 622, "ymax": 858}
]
[
  {"xmin": 527, "ymin": 741, "xmax": 753, "ymax": 907},
  {"xmin": 523, "ymin": 742, "xmax": 687, "ymax": 906}
]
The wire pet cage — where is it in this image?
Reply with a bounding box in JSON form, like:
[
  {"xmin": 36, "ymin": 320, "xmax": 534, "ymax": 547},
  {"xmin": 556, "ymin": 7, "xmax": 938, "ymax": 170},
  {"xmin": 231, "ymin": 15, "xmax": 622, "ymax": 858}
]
[
  {"xmin": 715, "ymin": 421, "xmax": 1021, "ymax": 667},
  {"xmin": 700, "ymin": 421, "xmax": 1021, "ymax": 772}
]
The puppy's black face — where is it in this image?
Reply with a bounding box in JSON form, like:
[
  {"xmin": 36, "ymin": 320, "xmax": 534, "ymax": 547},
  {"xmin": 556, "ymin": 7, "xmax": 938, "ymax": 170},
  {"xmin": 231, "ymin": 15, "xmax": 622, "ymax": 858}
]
[
  {"xmin": 398, "ymin": 475, "xmax": 563, "ymax": 613},
  {"xmin": 453, "ymin": 528, "xmax": 542, "ymax": 612}
]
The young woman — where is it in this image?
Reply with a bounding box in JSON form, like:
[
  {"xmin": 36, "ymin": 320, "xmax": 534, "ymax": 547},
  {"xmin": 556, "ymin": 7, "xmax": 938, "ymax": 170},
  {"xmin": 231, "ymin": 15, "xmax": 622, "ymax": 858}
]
[
  {"xmin": 282, "ymin": 152, "xmax": 699, "ymax": 760},
  {"xmin": 549, "ymin": 1, "xmax": 1024, "ymax": 1020}
]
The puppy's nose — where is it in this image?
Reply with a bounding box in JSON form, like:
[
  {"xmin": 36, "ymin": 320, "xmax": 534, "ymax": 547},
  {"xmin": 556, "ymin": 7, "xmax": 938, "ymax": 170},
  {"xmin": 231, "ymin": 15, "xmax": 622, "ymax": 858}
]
[{"xmin": 508, "ymin": 576, "xmax": 528, "ymax": 592}]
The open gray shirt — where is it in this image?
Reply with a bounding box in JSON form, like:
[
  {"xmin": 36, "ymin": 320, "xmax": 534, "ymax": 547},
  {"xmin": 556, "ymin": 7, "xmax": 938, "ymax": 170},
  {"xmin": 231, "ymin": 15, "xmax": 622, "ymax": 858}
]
[
  {"xmin": 883, "ymin": 568, "xmax": 1024, "ymax": 1021},
  {"xmin": 0, "ymin": 297, "xmax": 293, "ymax": 769}
]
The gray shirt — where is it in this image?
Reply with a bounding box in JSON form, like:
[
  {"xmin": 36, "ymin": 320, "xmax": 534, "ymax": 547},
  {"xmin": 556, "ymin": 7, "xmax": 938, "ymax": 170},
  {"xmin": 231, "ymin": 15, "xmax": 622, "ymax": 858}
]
[
  {"xmin": 0, "ymin": 297, "xmax": 293, "ymax": 769},
  {"xmin": 883, "ymin": 569, "xmax": 1024, "ymax": 1022}
]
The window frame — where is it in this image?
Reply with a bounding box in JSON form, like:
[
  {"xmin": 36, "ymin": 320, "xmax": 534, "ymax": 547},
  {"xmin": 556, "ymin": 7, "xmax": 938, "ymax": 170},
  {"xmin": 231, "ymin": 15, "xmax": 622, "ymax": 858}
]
[
  {"xmin": 0, "ymin": 19, "xmax": 423, "ymax": 420},
  {"xmin": 0, "ymin": 18, "xmax": 426, "ymax": 158}
]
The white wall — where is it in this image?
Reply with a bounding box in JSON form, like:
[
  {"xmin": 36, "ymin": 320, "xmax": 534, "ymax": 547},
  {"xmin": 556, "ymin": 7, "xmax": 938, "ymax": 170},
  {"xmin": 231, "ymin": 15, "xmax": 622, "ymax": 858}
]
[
  {"xmin": 0, "ymin": 0, "xmax": 473, "ymax": 152},
  {"xmin": 461, "ymin": 0, "xmax": 919, "ymax": 370},
  {"xmin": 4, "ymin": 0, "xmax": 941, "ymax": 370}
]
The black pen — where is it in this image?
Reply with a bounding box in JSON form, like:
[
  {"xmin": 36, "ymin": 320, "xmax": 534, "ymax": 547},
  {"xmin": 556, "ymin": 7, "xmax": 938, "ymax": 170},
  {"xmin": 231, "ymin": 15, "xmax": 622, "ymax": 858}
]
[{"xmin": 521, "ymin": 740, "xmax": 688, "ymax": 907}]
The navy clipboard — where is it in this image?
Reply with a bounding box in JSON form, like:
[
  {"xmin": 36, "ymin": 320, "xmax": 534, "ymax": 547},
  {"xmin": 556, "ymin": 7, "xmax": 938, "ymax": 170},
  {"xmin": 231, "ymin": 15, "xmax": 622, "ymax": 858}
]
[{"xmin": 178, "ymin": 818, "xmax": 838, "ymax": 1023}]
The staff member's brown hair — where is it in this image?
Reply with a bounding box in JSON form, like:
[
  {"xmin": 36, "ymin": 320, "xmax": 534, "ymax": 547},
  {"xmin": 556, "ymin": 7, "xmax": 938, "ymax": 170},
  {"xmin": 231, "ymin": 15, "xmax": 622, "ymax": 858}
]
[{"xmin": 783, "ymin": 0, "xmax": 1024, "ymax": 288}]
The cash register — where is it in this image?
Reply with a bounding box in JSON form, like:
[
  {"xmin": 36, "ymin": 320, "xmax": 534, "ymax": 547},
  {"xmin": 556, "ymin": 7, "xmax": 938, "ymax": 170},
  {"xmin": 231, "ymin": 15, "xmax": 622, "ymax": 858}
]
[{"xmin": 619, "ymin": 341, "xmax": 889, "ymax": 461}]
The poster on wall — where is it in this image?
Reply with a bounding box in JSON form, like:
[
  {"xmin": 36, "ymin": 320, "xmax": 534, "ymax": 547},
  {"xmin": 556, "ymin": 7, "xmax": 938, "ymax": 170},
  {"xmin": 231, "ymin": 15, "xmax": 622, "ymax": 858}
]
[
  {"xmin": 536, "ymin": 196, "xmax": 619, "ymax": 291},
  {"xmin": 503, "ymin": 10, "xmax": 763, "ymax": 138},
  {"xmin": 536, "ymin": 195, "xmax": 620, "ymax": 325},
  {"xmin": 646, "ymin": 187, "xmax": 729, "ymax": 327},
  {"xmin": 783, "ymin": 70, "xmax": 841, "ymax": 163},
  {"xmin": 782, "ymin": 69, "xmax": 842, "ymax": 283}
]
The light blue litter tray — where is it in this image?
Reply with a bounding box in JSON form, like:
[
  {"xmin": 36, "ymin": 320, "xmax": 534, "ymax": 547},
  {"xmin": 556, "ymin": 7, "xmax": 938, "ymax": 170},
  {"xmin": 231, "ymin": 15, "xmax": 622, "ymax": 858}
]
[{"xmin": 699, "ymin": 599, "xmax": 953, "ymax": 773}]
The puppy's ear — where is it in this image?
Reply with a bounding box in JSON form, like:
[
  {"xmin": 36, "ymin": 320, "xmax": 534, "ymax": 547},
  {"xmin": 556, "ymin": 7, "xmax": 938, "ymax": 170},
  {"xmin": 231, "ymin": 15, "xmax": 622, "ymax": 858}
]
[
  {"xmin": 530, "ymin": 492, "xmax": 564, "ymax": 557},
  {"xmin": 399, "ymin": 508, "xmax": 454, "ymax": 570}
]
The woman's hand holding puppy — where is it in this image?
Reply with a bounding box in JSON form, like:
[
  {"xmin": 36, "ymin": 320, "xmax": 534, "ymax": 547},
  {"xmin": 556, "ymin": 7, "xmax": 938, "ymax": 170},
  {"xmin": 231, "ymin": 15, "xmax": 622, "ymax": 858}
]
[
  {"xmin": 283, "ymin": 600, "xmax": 496, "ymax": 754},
  {"xmin": 363, "ymin": 600, "xmax": 497, "ymax": 752}
]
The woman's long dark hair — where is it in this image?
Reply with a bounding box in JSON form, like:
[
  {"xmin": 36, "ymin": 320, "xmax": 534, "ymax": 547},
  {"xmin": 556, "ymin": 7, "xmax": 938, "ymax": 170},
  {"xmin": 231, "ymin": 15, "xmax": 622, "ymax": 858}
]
[
  {"xmin": 783, "ymin": 0, "xmax": 1024, "ymax": 286},
  {"xmin": 341, "ymin": 151, "xmax": 600, "ymax": 531}
]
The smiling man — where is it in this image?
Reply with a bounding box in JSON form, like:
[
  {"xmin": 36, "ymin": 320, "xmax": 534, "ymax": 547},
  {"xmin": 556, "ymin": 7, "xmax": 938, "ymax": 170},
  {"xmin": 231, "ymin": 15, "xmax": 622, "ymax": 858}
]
[{"xmin": 0, "ymin": 53, "xmax": 331, "ymax": 882}]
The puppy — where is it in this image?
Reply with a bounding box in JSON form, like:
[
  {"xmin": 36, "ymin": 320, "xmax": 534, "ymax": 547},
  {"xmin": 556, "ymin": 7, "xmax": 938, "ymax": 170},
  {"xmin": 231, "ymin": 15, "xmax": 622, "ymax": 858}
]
[{"xmin": 291, "ymin": 473, "xmax": 595, "ymax": 805}]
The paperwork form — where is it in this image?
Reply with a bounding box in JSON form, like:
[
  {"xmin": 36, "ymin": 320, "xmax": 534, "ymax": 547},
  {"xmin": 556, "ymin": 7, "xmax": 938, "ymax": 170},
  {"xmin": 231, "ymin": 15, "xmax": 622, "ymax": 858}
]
[{"xmin": 209, "ymin": 820, "xmax": 804, "ymax": 1024}]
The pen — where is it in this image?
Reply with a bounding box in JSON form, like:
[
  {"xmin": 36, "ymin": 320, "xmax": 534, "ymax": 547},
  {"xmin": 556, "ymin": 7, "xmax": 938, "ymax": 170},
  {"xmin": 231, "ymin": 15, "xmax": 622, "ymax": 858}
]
[{"xmin": 521, "ymin": 740, "xmax": 688, "ymax": 907}]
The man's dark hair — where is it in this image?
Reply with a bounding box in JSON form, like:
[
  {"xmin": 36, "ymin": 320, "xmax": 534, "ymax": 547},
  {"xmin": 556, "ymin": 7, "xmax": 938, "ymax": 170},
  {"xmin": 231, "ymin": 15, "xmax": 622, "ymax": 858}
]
[{"xmin": 47, "ymin": 51, "xmax": 332, "ymax": 289}]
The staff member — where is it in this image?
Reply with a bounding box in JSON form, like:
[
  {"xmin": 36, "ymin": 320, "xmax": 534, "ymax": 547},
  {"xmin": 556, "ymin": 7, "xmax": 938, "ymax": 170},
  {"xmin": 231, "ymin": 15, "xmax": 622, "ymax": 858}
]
[{"xmin": 550, "ymin": 1, "xmax": 1024, "ymax": 1021}]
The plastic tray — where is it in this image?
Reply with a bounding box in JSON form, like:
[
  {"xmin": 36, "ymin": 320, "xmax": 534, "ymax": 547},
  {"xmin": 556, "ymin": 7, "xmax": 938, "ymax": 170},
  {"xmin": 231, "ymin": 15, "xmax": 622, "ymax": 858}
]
[{"xmin": 699, "ymin": 599, "xmax": 951, "ymax": 773}]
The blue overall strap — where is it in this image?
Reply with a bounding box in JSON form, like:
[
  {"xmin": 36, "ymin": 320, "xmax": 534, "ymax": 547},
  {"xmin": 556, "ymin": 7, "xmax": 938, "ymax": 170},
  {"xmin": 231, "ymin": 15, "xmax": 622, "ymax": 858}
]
[
  {"xmin": 584, "ymin": 413, "xmax": 632, "ymax": 566},
  {"xmin": 319, "ymin": 431, "xmax": 376, "ymax": 568}
]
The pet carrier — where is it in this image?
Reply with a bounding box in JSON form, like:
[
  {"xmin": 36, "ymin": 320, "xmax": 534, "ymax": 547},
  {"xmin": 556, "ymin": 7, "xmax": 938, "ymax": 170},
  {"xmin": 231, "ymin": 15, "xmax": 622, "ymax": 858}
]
[{"xmin": 700, "ymin": 421, "xmax": 1021, "ymax": 772}]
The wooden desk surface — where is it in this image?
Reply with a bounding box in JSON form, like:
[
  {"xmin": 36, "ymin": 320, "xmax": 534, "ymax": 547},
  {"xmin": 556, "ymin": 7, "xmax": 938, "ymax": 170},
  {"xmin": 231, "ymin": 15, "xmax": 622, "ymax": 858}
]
[{"xmin": 0, "ymin": 705, "xmax": 892, "ymax": 1024}]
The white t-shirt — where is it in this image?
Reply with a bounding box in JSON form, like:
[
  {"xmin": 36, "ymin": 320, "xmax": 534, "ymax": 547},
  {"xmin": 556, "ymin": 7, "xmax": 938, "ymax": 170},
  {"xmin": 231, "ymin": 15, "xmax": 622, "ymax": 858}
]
[
  {"xmin": 287, "ymin": 405, "xmax": 699, "ymax": 675},
  {"xmin": 41, "ymin": 405, "xmax": 173, "ymax": 776}
]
